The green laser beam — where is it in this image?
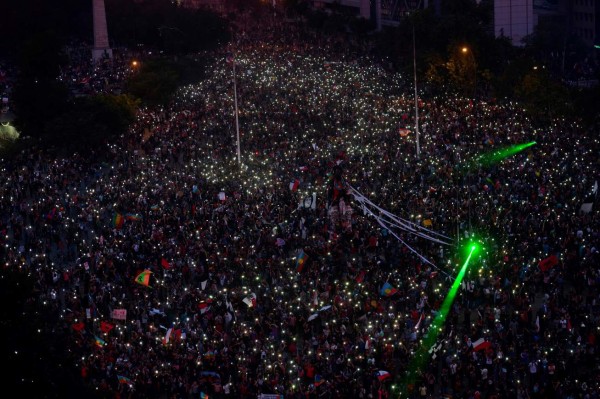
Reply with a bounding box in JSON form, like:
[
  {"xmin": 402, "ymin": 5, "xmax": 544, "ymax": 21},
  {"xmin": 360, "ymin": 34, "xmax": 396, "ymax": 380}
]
[
  {"xmin": 475, "ymin": 141, "xmax": 536, "ymax": 168},
  {"xmin": 398, "ymin": 246, "xmax": 476, "ymax": 397}
]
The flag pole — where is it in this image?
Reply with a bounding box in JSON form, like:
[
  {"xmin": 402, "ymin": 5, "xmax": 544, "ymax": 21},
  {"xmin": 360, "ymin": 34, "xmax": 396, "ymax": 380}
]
[{"xmin": 232, "ymin": 54, "xmax": 241, "ymax": 166}]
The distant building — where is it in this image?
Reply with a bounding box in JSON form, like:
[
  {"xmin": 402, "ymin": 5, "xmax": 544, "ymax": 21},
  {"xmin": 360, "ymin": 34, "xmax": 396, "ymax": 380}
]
[
  {"xmin": 311, "ymin": 0, "xmax": 434, "ymax": 29},
  {"xmin": 495, "ymin": 0, "xmax": 599, "ymax": 49},
  {"xmin": 494, "ymin": 0, "xmax": 535, "ymax": 46},
  {"xmin": 177, "ymin": 0, "xmax": 226, "ymax": 13},
  {"xmin": 570, "ymin": 0, "xmax": 599, "ymax": 48}
]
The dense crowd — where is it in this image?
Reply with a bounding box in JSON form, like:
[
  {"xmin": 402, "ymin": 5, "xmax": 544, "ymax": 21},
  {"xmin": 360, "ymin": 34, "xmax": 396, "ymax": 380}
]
[
  {"xmin": 2, "ymin": 15, "xmax": 600, "ymax": 399},
  {"xmin": 58, "ymin": 42, "xmax": 137, "ymax": 96}
]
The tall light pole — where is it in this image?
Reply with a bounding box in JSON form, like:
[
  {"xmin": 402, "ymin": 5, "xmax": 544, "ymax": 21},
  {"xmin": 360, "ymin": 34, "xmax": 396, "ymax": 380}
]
[
  {"xmin": 412, "ymin": 24, "xmax": 420, "ymax": 159},
  {"xmin": 461, "ymin": 46, "xmax": 477, "ymax": 99},
  {"xmin": 233, "ymin": 58, "xmax": 241, "ymax": 166},
  {"xmin": 227, "ymin": 53, "xmax": 241, "ymax": 166},
  {"xmin": 405, "ymin": 0, "xmax": 422, "ymax": 159}
]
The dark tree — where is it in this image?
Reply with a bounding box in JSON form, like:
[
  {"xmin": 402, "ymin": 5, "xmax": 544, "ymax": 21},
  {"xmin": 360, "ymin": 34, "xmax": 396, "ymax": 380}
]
[{"xmin": 126, "ymin": 59, "xmax": 180, "ymax": 105}]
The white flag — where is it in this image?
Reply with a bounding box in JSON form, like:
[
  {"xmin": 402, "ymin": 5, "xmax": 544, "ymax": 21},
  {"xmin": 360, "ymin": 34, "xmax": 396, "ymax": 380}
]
[{"xmin": 243, "ymin": 293, "xmax": 257, "ymax": 307}]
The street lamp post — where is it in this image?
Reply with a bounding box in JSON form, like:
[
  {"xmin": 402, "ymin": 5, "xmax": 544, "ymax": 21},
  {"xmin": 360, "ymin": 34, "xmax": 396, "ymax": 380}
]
[
  {"xmin": 404, "ymin": 0, "xmax": 422, "ymax": 159},
  {"xmin": 232, "ymin": 55, "xmax": 241, "ymax": 166},
  {"xmin": 461, "ymin": 46, "xmax": 477, "ymax": 98},
  {"xmin": 413, "ymin": 24, "xmax": 420, "ymax": 159}
]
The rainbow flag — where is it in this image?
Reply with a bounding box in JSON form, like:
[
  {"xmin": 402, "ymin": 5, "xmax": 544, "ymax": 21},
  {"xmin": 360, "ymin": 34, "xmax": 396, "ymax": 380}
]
[
  {"xmin": 380, "ymin": 282, "xmax": 398, "ymax": 297},
  {"xmin": 94, "ymin": 336, "xmax": 107, "ymax": 348},
  {"xmin": 296, "ymin": 249, "xmax": 308, "ymax": 273},
  {"xmin": 117, "ymin": 375, "xmax": 132, "ymax": 385},
  {"xmin": 124, "ymin": 213, "xmax": 142, "ymax": 221},
  {"xmin": 200, "ymin": 392, "xmax": 209, "ymax": 399},
  {"xmin": 134, "ymin": 270, "xmax": 152, "ymax": 287},
  {"xmin": 112, "ymin": 212, "xmax": 124, "ymax": 229}
]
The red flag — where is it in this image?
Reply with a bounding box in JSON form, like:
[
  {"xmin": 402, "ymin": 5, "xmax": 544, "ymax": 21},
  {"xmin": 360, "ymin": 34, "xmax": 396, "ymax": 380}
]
[
  {"xmin": 538, "ymin": 255, "xmax": 558, "ymax": 272},
  {"xmin": 355, "ymin": 270, "xmax": 366, "ymax": 283},
  {"xmin": 172, "ymin": 328, "xmax": 182, "ymax": 341},
  {"xmin": 161, "ymin": 258, "xmax": 171, "ymax": 270},
  {"xmin": 72, "ymin": 322, "xmax": 85, "ymax": 332},
  {"xmin": 100, "ymin": 321, "xmax": 114, "ymax": 333}
]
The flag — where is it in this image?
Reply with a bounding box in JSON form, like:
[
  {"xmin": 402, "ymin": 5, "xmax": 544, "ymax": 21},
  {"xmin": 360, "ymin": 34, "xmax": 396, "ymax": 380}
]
[
  {"xmin": 134, "ymin": 270, "xmax": 152, "ymax": 287},
  {"xmin": 314, "ymin": 374, "xmax": 324, "ymax": 386},
  {"xmin": 124, "ymin": 213, "xmax": 142, "ymax": 221},
  {"xmin": 375, "ymin": 370, "xmax": 391, "ymax": 381},
  {"xmin": 307, "ymin": 313, "xmax": 319, "ymax": 322},
  {"xmin": 380, "ymin": 282, "xmax": 398, "ymax": 297},
  {"xmin": 225, "ymin": 298, "xmax": 234, "ymax": 313},
  {"xmin": 94, "ymin": 336, "xmax": 107, "ymax": 348},
  {"xmin": 164, "ymin": 328, "xmax": 173, "ymax": 344},
  {"xmin": 538, "ymin": 255, "xmax": 558, "ymax": 272},
  {"xmin": 111, "ymin": 309, "xmax": 127, "ymax": 320},
  {"xmin": 355, "ymin": 270, "xmax": 366, "ymax": 283},
  {"xmin": 100, "ymin": 321, "xmax": 114, "ymax": 333},
  {"xmin": 112, "ymin": 212, "xmax": 124, "ymax": 229},
  {"xmin": 149, "ymin": 308, "xmax": 165, "ymax": 316},
  {"xmin": 398, "ymin": 127, "xmax": 410, "ymax": 137},
  {"xmin": 243, "ymin": 293, "xmax": 257, "ymax": 308},
  {"xmin": 200, "ymin": 392, "xmax": 209, "ymax": 399},
  {"xmin": 200, "ymin": 280, "xmax": 208, "ymax": 290},
  {"xmin": 289, "ymin": 179, "xmax": 299, "ymax": 191},
  {"xmin": 472, "ymin": 338, "xmax": 491, "ymax": 352},
  {"xmin": 198, "ymin": 301, "xmax": 212, "ymax": 314},
  {"xmin": 161, "ymin": 258, "xmax": 172, "ymax": 270},
  {"xmin": 580, "ymin": 203, "xmax": 593, "ymax": 213},
  {"xmin": 218, "ymin": 192, "xmax": 226, "ymax": 201},
  {"xmin": 117, "ymin": 375, "xmax": 132, "ymax": 385},
  {"xmin": 46, "ymin": 207, "xmax": 57, "ymax": 220},
  {"xmin": 296, "ymin": 249, "xmax": 308, "ymax": 272},
  {"xmin": 72, "ymin": 322, "xmax": 85, "ymax": 332},
  {"xmin": 164, "ymin": 328, "xmax": 181, "ymax": 344},
  {"xmin": 414, "ymin": 313, "xmax": 424, "ymax": 331}
]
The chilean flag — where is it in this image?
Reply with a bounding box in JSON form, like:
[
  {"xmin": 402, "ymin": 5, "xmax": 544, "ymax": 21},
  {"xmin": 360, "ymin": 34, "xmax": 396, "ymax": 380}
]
[
  {"xmin": 289, "ymin": 179, "xmax": 299, "ymax": 192},
  {"xmin": 375, "ymin": 370, "xmax": 391, "ymax": 381}
]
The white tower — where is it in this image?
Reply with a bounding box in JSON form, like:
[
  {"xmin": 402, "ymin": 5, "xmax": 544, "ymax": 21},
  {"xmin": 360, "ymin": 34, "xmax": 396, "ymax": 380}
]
[{"xmin": 92, "ymin": 0, "xmax": 112, "ymax": 61}]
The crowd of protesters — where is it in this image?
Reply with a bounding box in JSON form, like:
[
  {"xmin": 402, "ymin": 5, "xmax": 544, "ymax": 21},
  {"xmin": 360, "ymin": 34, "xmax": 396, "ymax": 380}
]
[
  {"xmin": 1, "ymin": 11, "xmax": 600, "ymax": 399},
  {"xmin": 58, "ymin": 41, "xmax": 138, "ymax": 96}
]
